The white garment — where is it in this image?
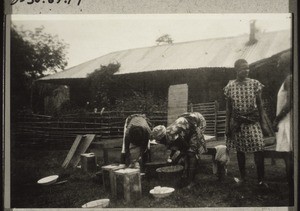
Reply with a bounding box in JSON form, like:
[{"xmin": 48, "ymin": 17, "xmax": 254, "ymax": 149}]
[
  {"xmin": 275, "ymin": 83, "xmax": 292, "ymax": 152},
  {"xmin": 121, "ymin": 117, "xmax": 129, "ymax": 153},
  {"xmin": 212, "ymin": 145, "xmax": 230, "ymax": 175}
]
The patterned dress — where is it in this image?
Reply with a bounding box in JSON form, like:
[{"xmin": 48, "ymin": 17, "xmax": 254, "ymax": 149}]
[
  {"xmin": 224, "ymin": 78, "xmax": 264, "ymax": 152},
  {"xmin": 166, "ymin": 112, "xmax": 207, "ymax": 157}
]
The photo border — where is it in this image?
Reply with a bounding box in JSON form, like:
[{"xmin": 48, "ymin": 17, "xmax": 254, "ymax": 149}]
[{"xmin": 3, "ymin": 0, "xmax": 298, "ymax": 210}]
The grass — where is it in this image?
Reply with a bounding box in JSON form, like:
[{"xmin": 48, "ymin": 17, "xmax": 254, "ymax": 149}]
[{"xmin": 11, "ymin": 146, "xmax": 292, "ymax": 208}]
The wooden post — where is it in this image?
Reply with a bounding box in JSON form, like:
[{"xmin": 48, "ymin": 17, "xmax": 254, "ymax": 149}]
[
  {"xmin": 167, "ymin": 84, "xmax": 188, "ymax": 125},
  {"xmin": 80, "ymin": 153, "xmax": 97, "ymax": 172},
  {"xmin": 190, "ymin": 103, "xmax": 193, "ymax": 112},
  {"xmin": 214, "ymin": 101, "xmax": 219, "ymax": 141},
  {"xmin": 103, "ymin": 148, "xmax": 109, "ymax": 164},
  {"xmin": 68, "ymin": 134, "xmax": 96, "ymax": 168},
  {"xmin": 61, "ymin": 135, "xmax": 83, "ymax": 168},
  {"xmin": 101, "ymin": 164, "xmax": 125, "ymax": 193},
  {"xmin": 271, "ymin": 157, "xmax": 276, "ymax": 165},
  {"xmin": 114, "ymin": 168, "xmax": 141, "ymax": 203}
]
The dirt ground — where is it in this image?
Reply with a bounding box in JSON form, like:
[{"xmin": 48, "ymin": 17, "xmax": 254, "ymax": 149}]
[{"xmin": 11, "ymin": 146, "xmax": 293, "ymax": 208}]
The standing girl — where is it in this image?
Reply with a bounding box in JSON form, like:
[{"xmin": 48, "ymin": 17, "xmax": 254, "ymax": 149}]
[{"xmin": 224, "ymin": 59, "xmax": 269, "ymax": 186}]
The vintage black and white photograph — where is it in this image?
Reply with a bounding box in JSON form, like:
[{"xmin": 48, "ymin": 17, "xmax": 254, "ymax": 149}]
[{"xmin": 9, "ymin": 14, "xmax": 294, "ymax": 208}]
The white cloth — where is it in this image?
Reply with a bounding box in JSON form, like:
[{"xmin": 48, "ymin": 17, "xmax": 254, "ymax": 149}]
[
  {"xmin": 121, "ymin": 117, "xmax": 129, "ymax": 153},
  {"xmin": 203, "ymin": 134, "xmax": 215, "ymax": 141},
  {"xmin": 275, "ymin": 83, "xmax": 292, "ymax": 152},
  {"xmin": 215, "ymin": 145, "xmax": 230, "ymax": 164},
  {"xmin": 212, "ymin": 145, "xmax": 230, "ymax": 175}
]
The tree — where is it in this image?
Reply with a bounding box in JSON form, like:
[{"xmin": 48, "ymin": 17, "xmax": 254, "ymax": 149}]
[
  {"xmin": 86, "ymin": 63, "xmax": 167, "ymax": 113},
  {"xmin": 86, "ymin": 63, "xmax": 120, "ymax": 109},
  {"xmin": 10, "ymin": 25, "xmax": 69, "ymax": 112},
  {"xmin": 156, "ymin": 34, "xmax": 173, "ymax": 45}
]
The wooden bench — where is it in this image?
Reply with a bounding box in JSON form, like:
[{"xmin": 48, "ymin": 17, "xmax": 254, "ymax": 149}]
[
  {"xmin": 205, "ymin": 137, "xmax": 287, "ymax": 176},
  {"xmin": 90, "ymin": 138, "xmax": 170, "ymax": 164},
  {"xmin": 204, "ymin": 137, "xmax": 288, "ymax": 180},
  {"xmin": 205, "ymin": 137, "xmax": 279, "ymax": 157},
  {"xmin": 91, "ymin": 137, "xmax": 287, "ymax": 184},
  {"xmin": 91, "ymin": 136, "xmax": 280, "ymax": 158},
  {"xmin": 90, "ymin": 137, "xmax": 225, "ymax": 166},
  {"xmin": 91, "ymin": 136, "xmax": 282, "ymax": 168}
]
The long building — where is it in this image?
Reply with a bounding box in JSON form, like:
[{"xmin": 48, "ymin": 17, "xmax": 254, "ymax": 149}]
[{"xmin": 39, "ymin": 26, "xmax": 291, "ymax": 114}]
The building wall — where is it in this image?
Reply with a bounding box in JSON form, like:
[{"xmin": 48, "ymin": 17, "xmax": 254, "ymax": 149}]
[
  {"xmin": 186, "ymin": 68, "xmax": 236, "ymax": 110},
  {"xmin": 98, "ymin": 68, "xmax": 235, "ymax": 111},
  {"xmin": 66, "ymin": 64, "xmax": 282, "ymax": 118},
  {"xmin": 69, "ymin": 80, "xmax": 91, "ymax": 107}
]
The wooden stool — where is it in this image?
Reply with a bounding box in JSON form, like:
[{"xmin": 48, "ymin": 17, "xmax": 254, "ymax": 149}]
[
  {"xmin": 81, "ymin": 153, "xmax": 97, "ymax": 172},
  {"xmin": 101, "ymin": 164, "xmax": 125, "ymax": 193},
  {"xmin": 114, "ymin": 168, "xmax": 141, "ymax": 202}
]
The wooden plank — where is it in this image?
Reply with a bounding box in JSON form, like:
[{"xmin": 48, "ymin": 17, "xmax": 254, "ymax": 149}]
[
  {"xmin": 192, "ymin": 105, "xmax": 215, "ymax": 108},
  {"xmin": 68, "ymin": 134, "xmax": 96, "ymax": 168},
  {"xmin": 91, "ymin": 138, "xmax": 123, "ymax": 148},
  {"xmin": 61, "ymin": 135, "xmax": 83, "ymax": 168},
  {"xmin": 167, "ymin": 84, "xmax": 188, "ymax": 125},
  {"xmin": 213, "ymin": 101, "xmax": 218, "ymax": 141},
  {"xmin": 18, "ymin": 127, "xmax": 111, "ymax": 132},
  {"xmin": 192, "ymin": 108, "xmax": 215, "ymax": 112},
  {"xmin": 192, "ymin": 102, "xmax": 216, "ymax": 106},
  {"xmin": 101, "ymin": 136, "xmax": 123, "ymax": 139},
  {"xmin": 193, "ymin": 109, "xmax": 215, "ymax": 113},
  {"xmin": 205, "ymin": 139, "xmax": 225, "ymax": 148},
  {"xmin": 205, "ymin": 129, "xmax": 215, "ymax": 132}
]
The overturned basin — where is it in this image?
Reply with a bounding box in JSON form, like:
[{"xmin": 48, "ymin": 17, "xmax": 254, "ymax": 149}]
[{"xmin": 156, "ymin": 165, "xmax": 184, "ymax": 187}]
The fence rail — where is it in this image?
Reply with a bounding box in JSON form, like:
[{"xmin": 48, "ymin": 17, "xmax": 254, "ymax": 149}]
[
  {"xmin": 13, "ymin": 107, "xmax": 226, "ymax": 148},
  {"xmin": 13, "ymin": 110, "xmax": 168, "ymax": 148}
]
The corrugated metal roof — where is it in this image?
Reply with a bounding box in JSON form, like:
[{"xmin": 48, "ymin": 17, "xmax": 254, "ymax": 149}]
[{"xmin": 40, "ymin": 30, "xmax": 291, "ymax": 81}]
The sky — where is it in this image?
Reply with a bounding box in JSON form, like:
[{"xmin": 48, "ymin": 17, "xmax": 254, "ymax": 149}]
[{"xmin": 11, "ymin": 14, "xmax": 292, "ymax": 70}]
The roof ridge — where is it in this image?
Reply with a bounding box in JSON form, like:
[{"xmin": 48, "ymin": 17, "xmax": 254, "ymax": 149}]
[
  {"xmin": 106, "ymin": 29, "xmax": 289, "ymax": 55},
  {"xmin": 58, "ymin": 29, "xmax": 290, "ymax": 72},
  {"xmin": 39, "ymin": 57, "xmax": 98, "ymax": 79},
  {"xmin": 39, "ymin": 29, "xmax": 290, "ymax": 80}
]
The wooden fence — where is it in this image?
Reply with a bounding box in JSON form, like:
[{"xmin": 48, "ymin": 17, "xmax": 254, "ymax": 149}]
[
  {"xmin": 189, "ymin": 101, "xmax": 226, "ymax": 139},
  {"xmin": 13, "ymin": 106, "xmax": 226, "ymax": 148},
  {"xmin": 12, "ymin": 111, "xmax": 167, "ymax": 148}
]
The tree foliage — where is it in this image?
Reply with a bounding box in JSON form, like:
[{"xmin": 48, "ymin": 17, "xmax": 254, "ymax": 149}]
[
  {"xmin": 86, "ymin": 63, "xmax": 120, "ymax": 109},
  {"xmin": 113, "ymin": 93, "xmax": 167, "ymax": 113},
  {"xmin": 156, "ymin": 34, "xmax": 173, "ymax": 45},
  {"xmin": 86, "ymin": 63, "xmax": 167, "ymax": 113},
  {"xmin": 11, "ymin": 25, "xmax": 69, "ymax": 111}
]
